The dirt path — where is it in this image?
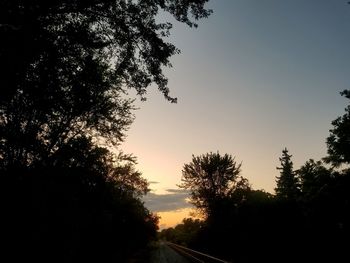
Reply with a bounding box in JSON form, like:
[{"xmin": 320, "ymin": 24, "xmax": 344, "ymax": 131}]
[{"xmin": 149, "ymin": 241, "xmax": 190, "ymax": 263}]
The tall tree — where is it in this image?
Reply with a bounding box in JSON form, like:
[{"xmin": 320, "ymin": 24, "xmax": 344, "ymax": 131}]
[
  {"xmin": 179, "ymin": 152, "xmax": 246, "ymax": 217},
  {"xmin": 324, "ymin": 90, "xmax": 350, "ymax": 166},
  {"xmin": 0, "ymin": 0, "xmax": 212, "ymax": 172},
  {"xmin": 275, "ymin": 148, "xmax": 300, "ymax": 200},
  {"xmin": 0, "ymin": 1, "xmax": 212, "ymax": 261},
  {"xmin": 0, "ymin": 137, "xmax": 157, "ymax": 262},
  {"xmin": 296, "ymin": 159, "xmax": 332, "ymax": 201}
]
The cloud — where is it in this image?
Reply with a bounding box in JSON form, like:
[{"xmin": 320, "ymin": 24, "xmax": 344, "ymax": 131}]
[
  {"xmin": 143, "ymin": 188, "xmax": 192, "ymax": 212},
  {"xmin": 165, "ymin": 188, "xmax": 190, "ymax": 194}
]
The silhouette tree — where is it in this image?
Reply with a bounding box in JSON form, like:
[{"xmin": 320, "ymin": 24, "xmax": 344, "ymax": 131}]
[
  {"xmin": 0, "ymin": 1, "xmax": 212, "ymax": 261},
  {"xmin": 0, "ymin": 0, "xmax": 212, "ymax": 173},
  {"xmin": 0, "ymin": 136, "xmax": 158, "ymax": 261},
  {"xmin": 171, "ymin": 90, "xmax": 350, "ymax": 263},
  {"xmin": 0, "ymin": 0, "xmax": 211, "ymax": 102},
  {"xmin": 296, "ymin": 159, "xmax": 333, "ymax": 201},
  {"xmin": 322, "ymin": 90, "xmax": 350, "ymax": 235},
  {"xmin": 321, "ymin": 90, "xmax": 350, "ymax": 262},
  {"xmin": 179, "ymin": 152, "xmax": 245, "ymax": 218},
  {"xmin": 325, "ymin": 90, "xmax": 350, "ymax": 166},
  {"xmin": 275, "ymin": 148, "xmax": 300, "ymax": 200},
  {"xmin": 159, "ymin": 218, "xmax": 204, "ymax": 247}
]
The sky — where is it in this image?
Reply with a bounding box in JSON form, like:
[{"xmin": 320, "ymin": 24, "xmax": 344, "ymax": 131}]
[{"xmin": 121, "ymin": 0, "xmax": 350, "ymax": 228}]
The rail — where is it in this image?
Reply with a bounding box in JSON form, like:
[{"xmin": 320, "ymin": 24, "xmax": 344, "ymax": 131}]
[{"xmin": 166, "ymin": 242, "xmax": 232, "ymax": 263}]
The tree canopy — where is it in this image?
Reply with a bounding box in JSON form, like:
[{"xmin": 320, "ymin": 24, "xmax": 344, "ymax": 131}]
[
  {"xmin": 275, "ymin": 148, "xmax": 300, "ymax": 201},
  {"xmin": 161, "ymin": 89, "xmax": 350, "ymax": 263},
  {"xmin": 180, "ymin": 152, "xmax": 247, "ymax": 217},
  {"xmin": 325, "ymin": 90, "xmax": 350, "ymax": 166},
  {"xmin": 0, "ymin": 0, "xmax": 212, "ymax": 172},
  {"xmin": 0, "ymin": 1, "xmax": 212, "ymax": 261}
]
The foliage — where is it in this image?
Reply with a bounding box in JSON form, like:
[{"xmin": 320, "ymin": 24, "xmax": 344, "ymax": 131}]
[
  {"xmin": 159, "ymin": 218, "xmax": 204, "ymax": 247},
  {"xmin": 0, "ymin": 0, "xmax": 212, "ymax": 172},
  {"xmin": 0, "ymin": 1, "xmax": 212, "ymax": 261},
  {"xmin": 175, "ymin": 129, "xmax": 350, "ymax": 263},
  {"xmin": 275, "ymin": 148, "xmax": 300, "ymax": 201},
  {"xmin": 325, "ymin": 90, "xmax": 350, "ymax": 166},
  {"xmin": 179, "ymin": 152, "xmax": 244, "ymax": 217},
  {"xmin": 296, "ymin": 159, "xmax": 333, "ymax": 201},
  {"xmin": 0, "ymin": 0, "xmax": 211, "ymax": 104},
  {"xmin": 0, "ymin": 137, "xmax": 159, "ymax": 261},
  {"xmin": 297, "ymin": 158, "xmax": 350, "ymax": 232}
]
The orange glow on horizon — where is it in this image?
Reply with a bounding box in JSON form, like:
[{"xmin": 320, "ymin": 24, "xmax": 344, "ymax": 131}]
[{"xmin": 157, "ymin": 208, "xmax": 199, "ymax": 229}]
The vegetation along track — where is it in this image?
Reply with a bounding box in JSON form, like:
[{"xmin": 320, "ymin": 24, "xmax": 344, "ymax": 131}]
[{"xmin": 166, "ymin": 242, "xmax": 231, "ymax": 263}]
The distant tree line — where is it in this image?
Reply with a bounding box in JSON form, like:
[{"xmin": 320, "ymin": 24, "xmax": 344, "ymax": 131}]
[
  {"xmin": 0, "ymin": 0, "xmax": 211, "ymax": 262},
  {"xmin": 160, "ymin": 90, "xmax": 350, "ymax": 263}
]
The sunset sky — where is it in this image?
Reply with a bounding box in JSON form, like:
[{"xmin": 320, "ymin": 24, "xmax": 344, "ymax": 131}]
[{"xmin": 121, "ymin": 0, "xmax": 350, "ymax": 228}]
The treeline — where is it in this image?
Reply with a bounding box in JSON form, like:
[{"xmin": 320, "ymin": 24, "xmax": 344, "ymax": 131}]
[
  {"xmin": 160, "ymin": 91, "xmax": 350, "ymax": 263},
  {"xmin": 0, "ymin": 1, "xmax": 211, "ymax": 262},
  {"xmin": 0, "ymin": 155, "xmax": 159, "ymax": 261}
]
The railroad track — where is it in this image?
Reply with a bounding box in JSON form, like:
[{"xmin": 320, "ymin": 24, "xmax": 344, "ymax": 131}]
[{"xmin": 166, "ymin": 242, "xmax": 232, "ymax": 263}]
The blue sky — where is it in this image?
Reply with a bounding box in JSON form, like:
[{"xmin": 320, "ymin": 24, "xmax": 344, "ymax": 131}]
[{"xmin": 122, "ymin": 0, "xmax": 350, "ymax": 226}]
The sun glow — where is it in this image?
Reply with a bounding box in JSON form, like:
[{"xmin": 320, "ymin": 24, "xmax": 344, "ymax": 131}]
[{"xmin": 157, "ymin": 208, "xmax": 198, "ymax": 229}]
